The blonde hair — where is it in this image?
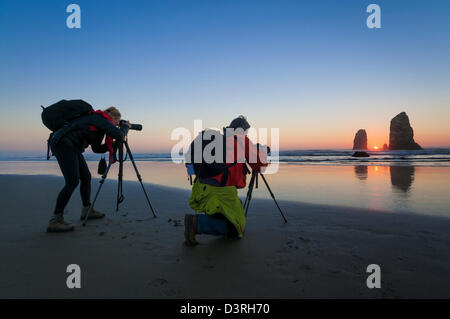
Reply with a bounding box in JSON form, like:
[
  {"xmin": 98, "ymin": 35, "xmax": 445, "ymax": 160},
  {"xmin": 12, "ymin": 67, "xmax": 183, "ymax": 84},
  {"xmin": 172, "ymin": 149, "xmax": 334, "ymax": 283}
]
[{"xmin": 104, "ymin": 106, "xmax": 121, "ymax": 118}]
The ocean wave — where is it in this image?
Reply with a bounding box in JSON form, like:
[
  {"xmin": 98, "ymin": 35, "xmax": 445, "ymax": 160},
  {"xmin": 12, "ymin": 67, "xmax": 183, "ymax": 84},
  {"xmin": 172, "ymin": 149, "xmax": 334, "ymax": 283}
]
[{"xmin": 1, "ymin": 148, "xmax": 450, "ymax": 166}]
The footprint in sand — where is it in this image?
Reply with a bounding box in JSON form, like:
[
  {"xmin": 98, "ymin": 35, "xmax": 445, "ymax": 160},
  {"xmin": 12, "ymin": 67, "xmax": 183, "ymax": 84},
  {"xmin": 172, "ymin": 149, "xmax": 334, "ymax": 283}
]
[
  {"xmin": 203, "ymin": 265, "xmax": 215, "ymax": 270},
  {"xmin": 167, "ymin": 219, "xmax": 182, "ymax": 227},
  {"xmin": 285, "ymin": 237, "xmax": 311, "ymax": 250},
  {"xmin": 149, "ymin": 278, "xmax": 168, "ymax": 287},
  {"xmin": 148, "ymin": 278, "xmax": 180, "ymax": 297},
  {"xmin": 350, "ymin": 252, "xmax": 363, "ymax": 261},
  {"xmin": 328, "ymin": 269, "xmax": 341, "ymax": 277},
  {"xmin": 299, "ymin": 264, "xmax": 313, "ymax": 271},
  {"xmin": 298, "ymin": 236, "xmax": 311, "ymax": 243},
  {"xmin": 163, "ymin": 288, "xmax": 178, "ymax": 297}
]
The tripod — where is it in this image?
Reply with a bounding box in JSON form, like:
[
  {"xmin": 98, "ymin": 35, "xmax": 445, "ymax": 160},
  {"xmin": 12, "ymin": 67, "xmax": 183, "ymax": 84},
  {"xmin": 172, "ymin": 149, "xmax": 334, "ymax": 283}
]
[
  {"xmin": 82, "ymin": 136, "xmax": 157, "ymax": 226},
  {"xmin": 242, "ymin": 165, "xmax": 287, "ymax": 223}
]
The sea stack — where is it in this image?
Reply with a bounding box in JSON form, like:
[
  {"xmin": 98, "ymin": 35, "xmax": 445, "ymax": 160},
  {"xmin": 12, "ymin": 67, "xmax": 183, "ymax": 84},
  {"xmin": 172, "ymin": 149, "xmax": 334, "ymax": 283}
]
[
  {"xmin": 389, "ymin": 112, "xmax": 422, "ymax": 150},
  {"xmin": 352, "ymin": 151, "xmax": 370, "ymax": 157},
  {"xmin": 353, "ymin": 129, "xmax": 368, "ymax": 150}
]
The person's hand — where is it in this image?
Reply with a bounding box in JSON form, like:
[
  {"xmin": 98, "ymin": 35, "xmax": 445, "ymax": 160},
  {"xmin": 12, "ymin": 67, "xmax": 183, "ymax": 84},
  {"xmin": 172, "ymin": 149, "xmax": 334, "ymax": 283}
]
[
  {"xmin": 256, "ymin": 143, "xmax": 270, "ymax": 154},
  {"xmin": 122, "ymin": 120, "xmax": 132, "ymax": 128}
]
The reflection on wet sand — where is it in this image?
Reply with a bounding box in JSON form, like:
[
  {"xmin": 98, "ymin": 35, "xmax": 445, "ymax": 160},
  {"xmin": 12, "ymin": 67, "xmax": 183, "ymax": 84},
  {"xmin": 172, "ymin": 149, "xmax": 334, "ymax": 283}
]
[
  {"xmin": 354, "ymin": 165, "xmax": 368, "ymax": 180},
  {"xmin": 353, "ymin": 165, "xmax": 416, "ymax": 193},
  {"xmin": 1, "ymin": 161, "xmax": 448, "ymax": 216},
  {"xmin": 390, "ymin": 166, "xmax": 415, "ymax": 193}
]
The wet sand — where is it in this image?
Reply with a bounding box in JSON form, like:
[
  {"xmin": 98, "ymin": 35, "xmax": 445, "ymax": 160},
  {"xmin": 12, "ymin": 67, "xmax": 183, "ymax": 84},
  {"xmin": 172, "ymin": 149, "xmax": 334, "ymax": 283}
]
[
  {"xmin": 1, "ymin": 161, "xmax": 449, "ymax": 217},
  {"xmin": 0, "ymin": 174, "xmax": 449, "ymax": 298}
]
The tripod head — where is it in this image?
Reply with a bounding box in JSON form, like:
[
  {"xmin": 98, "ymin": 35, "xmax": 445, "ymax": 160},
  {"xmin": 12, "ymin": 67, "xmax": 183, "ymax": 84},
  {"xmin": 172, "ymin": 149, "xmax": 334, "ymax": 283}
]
[{"xmin": 111, "ymin": 119, "xmax": 143, "ymax": 162}]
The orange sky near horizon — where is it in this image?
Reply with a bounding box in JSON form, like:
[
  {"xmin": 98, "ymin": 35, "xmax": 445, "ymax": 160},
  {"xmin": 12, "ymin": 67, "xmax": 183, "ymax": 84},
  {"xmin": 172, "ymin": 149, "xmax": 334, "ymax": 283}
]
[
  {"xmin": 0, "ymin": 111, "xmax": 449, "ymax": 154},
  {"xmin": 1, "ymin": 0, "xmax": 450, "ymax": 155}
]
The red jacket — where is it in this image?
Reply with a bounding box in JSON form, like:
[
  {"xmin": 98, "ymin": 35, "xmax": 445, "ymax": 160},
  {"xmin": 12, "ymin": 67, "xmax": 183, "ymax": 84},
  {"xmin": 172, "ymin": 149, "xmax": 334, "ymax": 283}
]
[
  {"xmin": 211, "ymin": 133, "xmax": 268, "ymax": 189},
  {"xmin": 89, "ymin": 110, "xmax": 116, "ymax": 162}
]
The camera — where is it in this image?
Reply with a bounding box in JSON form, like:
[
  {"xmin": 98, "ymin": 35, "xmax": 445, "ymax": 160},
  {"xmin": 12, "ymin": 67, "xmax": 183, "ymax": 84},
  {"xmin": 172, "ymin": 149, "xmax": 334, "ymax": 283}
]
[
  {"xmin": 119, "ymin": 120, "xmax": 142, "ymax": 131},
  {"xmin": 256, "ymin": 143, "xmax": 271, "ymax": 154}
]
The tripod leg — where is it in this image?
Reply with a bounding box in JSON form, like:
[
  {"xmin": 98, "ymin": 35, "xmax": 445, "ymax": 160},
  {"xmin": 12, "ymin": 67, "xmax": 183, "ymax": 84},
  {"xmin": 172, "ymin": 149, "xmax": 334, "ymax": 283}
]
[
  {"xmin": 116, "ymin": 141, "xmax": 124, "ymax": 211},
  {"xmin": 243, "ymin": 176, "xmax": 252, "ymax": 208},
  {"xmin": 124, "ymin": 141, "xmax": 157, "ymax": 218},
  {"xmin": 260, "ymin": 173, "xmax": 288, "ymax": 223},
  {"xmin": 243, "ymin": 164, "xmax": 253, "ymax": 210},
  {"xmin": 244, "ymin": 172, "xmax": 256, "ymax": 217},
  {"xmin": 82, "ymin": 160, "xmax": 113, "ymax": 226},
  {"xmin": 116, "ymin": 177, "xmax": 123, "ymax": 211}
]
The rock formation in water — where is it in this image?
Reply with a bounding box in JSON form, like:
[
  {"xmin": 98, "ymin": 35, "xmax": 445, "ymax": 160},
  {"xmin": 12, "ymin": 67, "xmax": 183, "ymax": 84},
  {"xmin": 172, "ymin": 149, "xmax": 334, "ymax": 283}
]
[
  {"xmin": 352, "ymin": 151, "xmax": 370, "ymax": 157},
  {"xmin": 382, "ymin": 143, "xmax": 388, "ymax": 151},
  {"xmin": 353, "ymin": 129, "xmax": 368, "ymax": 150},
  {"xmin": 389, "ymin": 112, "xmax": 422, "ymax": 150}
]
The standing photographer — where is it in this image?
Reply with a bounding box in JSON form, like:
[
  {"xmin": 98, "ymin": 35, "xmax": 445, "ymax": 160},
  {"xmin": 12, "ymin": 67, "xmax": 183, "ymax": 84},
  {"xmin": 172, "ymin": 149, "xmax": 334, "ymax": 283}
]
[{"xmin": 47, "ymin": 106, "xmax": 131, "ymax": 233}]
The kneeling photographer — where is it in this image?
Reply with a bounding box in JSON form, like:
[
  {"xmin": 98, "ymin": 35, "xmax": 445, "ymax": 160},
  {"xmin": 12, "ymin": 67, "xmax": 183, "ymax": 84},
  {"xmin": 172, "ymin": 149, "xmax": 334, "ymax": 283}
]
[{"xmin": 45, "ymin": 102, "xmax": 131, "ymax": 233}]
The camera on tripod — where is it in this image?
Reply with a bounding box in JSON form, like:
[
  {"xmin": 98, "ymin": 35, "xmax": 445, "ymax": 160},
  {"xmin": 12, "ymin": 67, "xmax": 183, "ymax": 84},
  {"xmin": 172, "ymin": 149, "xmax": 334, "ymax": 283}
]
[
  {"xmin": 119, "ymin": 120, "xmax": 143, "ymax": 131},
  {"xmin": 83, "ymin": 119, "xmax": 157, "ymax": 225}
]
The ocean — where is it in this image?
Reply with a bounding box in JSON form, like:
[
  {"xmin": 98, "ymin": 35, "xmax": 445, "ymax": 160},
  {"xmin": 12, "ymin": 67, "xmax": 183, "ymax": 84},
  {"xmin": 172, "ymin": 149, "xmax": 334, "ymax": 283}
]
[{"xmin": 1, "ymin": 148, "xmax": 449, "ymax": 166}]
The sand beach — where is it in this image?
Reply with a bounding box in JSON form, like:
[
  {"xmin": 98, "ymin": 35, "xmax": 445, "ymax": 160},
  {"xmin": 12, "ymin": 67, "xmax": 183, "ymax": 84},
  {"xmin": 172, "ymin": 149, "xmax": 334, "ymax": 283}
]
[{"xmin": 1, "ymin": 174, "xmax": 449, "ymax": 298}]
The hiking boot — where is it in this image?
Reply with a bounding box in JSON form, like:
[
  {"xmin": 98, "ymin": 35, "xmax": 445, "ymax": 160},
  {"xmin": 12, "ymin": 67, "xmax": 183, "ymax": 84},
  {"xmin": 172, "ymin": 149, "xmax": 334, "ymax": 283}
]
[
  {"xmin": 184, "ymin": 214, "xmax": 198, "ymax": 246},
  {"xmin": 80, "ymin": 205, "xmax": 106, "ymax": 220},
  {"xmin": 47, "ymin": 214, "xmax": 74, "ymax": 233}
]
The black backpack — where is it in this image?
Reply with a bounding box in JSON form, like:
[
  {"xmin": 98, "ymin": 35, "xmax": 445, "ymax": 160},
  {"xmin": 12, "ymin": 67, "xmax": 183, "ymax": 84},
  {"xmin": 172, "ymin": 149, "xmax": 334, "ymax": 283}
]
[
  {"xmin": 41, "ymin": 99, "xmax": 94, "ymax": 159},
  {"xmin": 186, "ymin": 129, "xmax": 237, "ymax": 185},
  {"xmin": 41, "ymin": 99, "xmax": 94, "ymax": 131}
]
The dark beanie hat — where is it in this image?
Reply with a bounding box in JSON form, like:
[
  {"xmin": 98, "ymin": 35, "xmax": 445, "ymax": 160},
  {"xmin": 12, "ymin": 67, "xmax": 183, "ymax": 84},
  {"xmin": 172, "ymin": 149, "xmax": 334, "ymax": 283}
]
[{"xmin": 229, "ymin": 115, "xmax": 250, "ymax": 130}]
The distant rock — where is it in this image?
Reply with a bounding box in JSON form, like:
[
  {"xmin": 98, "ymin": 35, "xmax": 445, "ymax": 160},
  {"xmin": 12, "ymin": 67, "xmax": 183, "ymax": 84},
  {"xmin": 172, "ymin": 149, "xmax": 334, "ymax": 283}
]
[
  {"xmin": 353, "ymin": 129, "xmax": 368, "ymax": 150},
  {"xmin": 389, "ymin": 112, "xmax": 422, "ymax": 150},
  {"xmin": 352, "ymin": 151, "xmax": 370, "ymax": 157},
  {"xmin": 382, "ymin": 143, "xmax": 388, "ymax": 151}
]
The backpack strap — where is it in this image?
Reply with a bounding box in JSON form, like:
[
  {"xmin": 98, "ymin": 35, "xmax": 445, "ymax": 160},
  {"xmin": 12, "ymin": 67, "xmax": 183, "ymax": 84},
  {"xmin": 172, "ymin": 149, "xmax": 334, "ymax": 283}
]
[
  {"xmin": 218, "ymin": 133, "xmax": 240, "ymax": 186},
  {"xmin": 219, "ymin": 162, "xmax": 238, "ymax": 186},
  {"xmin": 46, "ymin": 133, "xmax": 53, "ymax": 160},
  {"xmin": 49, "ymin": 123, "xmax": 72, "ymax": 147},
  {"xmin": 48, "ymin": 114, "xmax": 91, "ymax": 150},
  {"xmin": 197, "ymin": 130, "xmax": 205, "ymax": 178}
]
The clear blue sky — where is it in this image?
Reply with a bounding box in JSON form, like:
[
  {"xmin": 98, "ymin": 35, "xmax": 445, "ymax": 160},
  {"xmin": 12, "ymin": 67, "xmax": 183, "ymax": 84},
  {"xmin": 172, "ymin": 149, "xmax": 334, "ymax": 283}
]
[{"xmin": 0, "ymin": 0, "xmax": 449, "ymax": 154}]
